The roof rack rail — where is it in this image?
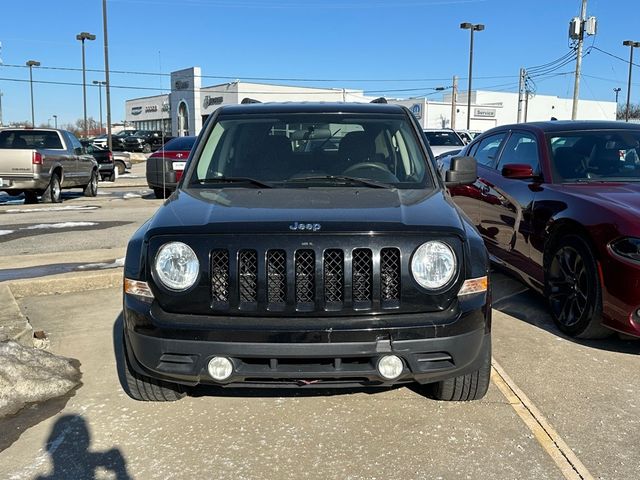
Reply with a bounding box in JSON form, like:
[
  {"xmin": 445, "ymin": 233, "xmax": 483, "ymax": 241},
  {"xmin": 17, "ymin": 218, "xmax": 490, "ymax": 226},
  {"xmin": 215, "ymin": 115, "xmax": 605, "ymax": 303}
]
[
  {"xmin": 240, "ymin": 97, "xmax": 261, "ymax": 104},
  {"xmin": 370, "ymin": 97, "xmax": 387, "ymax": 104}
]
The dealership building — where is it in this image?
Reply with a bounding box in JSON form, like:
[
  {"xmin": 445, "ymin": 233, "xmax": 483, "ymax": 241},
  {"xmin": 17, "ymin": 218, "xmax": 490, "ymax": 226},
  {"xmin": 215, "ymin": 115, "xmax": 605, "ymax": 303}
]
[{"xmin": 125, "ymin": 66, "xmax": 617, "ymax": 136}]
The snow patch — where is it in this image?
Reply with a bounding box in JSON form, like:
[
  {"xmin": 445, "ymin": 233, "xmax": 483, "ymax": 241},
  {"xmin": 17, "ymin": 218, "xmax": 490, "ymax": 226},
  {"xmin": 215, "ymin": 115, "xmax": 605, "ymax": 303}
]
[
  {"xmin": 0, "ymin": 230, "xmax": 15, "ymax": 236},
  {"xmin": 122, "ymin": 193, "xmax": 141, "ymax": 199},
  {"xmin": 22, "ymin": 222, "xmax": 97, "ymax": 230},
  {"xmin": 76, "ymin": 257, "xmax": 125, "ymax": 270},
  {"xmin": 0, "ymin": 341, "xmax": 81, "ymax": 417},
  {"xmin": 4, "ymin": 205, "xmax": 99, "ymax": 214}
]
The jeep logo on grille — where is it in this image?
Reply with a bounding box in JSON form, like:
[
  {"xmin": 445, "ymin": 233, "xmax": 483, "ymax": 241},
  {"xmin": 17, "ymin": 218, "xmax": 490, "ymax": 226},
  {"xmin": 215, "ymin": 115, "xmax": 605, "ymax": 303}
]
[{"xmin": 289, "ymin": 222, "xmax": 321, "ymax": 232}]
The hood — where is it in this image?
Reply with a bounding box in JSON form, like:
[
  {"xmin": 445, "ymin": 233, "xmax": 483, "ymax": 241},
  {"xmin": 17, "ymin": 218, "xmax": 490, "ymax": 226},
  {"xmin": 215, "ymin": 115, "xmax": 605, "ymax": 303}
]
[
  {"xmin": 429, "ymin": 146, "xmax": 463, "ymax": 158},
  {"xmin": 145, "ymin": 187, "xmax": 465, "ymax": 236},
  {"xmin": 557, "ymin": 182, "xmax": 640, "ymax": 215}
]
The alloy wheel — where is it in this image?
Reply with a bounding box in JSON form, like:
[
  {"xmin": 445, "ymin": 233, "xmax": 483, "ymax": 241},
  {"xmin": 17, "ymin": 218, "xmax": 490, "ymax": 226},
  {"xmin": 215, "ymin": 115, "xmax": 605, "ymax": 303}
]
[{"xmin": 547, "ymin": 246, "xmax": 589, "ymax": 327}]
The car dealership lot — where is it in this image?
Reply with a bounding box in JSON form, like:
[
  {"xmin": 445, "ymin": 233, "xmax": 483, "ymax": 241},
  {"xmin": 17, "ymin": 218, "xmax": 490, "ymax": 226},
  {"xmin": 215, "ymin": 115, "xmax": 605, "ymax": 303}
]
[{"xmin": 0, "ymin": 169, "xmax": 639, "ymax": 479}]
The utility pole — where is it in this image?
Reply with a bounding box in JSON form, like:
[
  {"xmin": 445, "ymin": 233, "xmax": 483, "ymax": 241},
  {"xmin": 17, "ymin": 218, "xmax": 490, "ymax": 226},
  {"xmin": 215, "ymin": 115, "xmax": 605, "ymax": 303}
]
[
  {"xmin": 450, "ymin": 75, "xmax": 458, "ymax": 129},
  {"xmin": 623, "ymin": 40, "xmax": 640, "ymax": 122},
  {"xmin": 517, "ymin": 68, "xmax": 526, "ymax": 123},
  {"xmin": 53, "ymin": 114, "xmax": 58, "ymax": 129},
  {"xmin": 93, "ymin": 80, "xmax": 106, "ymax": 134},
  {"xmin": 102, "ymin": 0, "xmax": 113, "ymax": 151},
  {"xmin": 0, "ymin": 90, "xmax": 3, "ymax": 127},
  {"xmin": 524, "ymin": 88, "xmax": 530, "ymax": 122},
  {"xmin": 571, "ymin": 0, "xmax": 588, "ymax": 120}
]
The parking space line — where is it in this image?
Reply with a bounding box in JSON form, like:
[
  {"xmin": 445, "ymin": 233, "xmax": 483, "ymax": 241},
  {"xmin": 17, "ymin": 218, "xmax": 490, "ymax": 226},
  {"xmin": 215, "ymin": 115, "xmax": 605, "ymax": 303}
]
[{"xmin": 491, "ymin": 359, "xmax": 594, "ymax": 480}]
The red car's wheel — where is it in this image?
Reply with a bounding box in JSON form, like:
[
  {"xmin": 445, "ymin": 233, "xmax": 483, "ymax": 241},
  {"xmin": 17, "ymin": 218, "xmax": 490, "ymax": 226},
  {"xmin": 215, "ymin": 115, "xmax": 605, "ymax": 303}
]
[{"xmin": 545, "ymin": 235, "xmax": 611, "ymax": 339}]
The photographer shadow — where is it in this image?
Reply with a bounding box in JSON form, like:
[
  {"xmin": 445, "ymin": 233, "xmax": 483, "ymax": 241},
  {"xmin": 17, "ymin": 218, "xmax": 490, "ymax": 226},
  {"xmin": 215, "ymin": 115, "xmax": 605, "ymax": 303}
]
[{"xmin": 35, "ymin": 414, "xmax": 130, "ymax": 480}]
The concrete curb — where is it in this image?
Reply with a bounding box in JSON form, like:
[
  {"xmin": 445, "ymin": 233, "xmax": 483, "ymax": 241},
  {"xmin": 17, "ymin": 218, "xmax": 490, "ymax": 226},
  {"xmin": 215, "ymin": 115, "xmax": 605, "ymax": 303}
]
[
  {"xmin": 0, "ymin": 284, "xmax": 34, "ymax": 347},
  {"xmin": 7, "ymin": 269, "xmax": 123, "ymax": 299}
]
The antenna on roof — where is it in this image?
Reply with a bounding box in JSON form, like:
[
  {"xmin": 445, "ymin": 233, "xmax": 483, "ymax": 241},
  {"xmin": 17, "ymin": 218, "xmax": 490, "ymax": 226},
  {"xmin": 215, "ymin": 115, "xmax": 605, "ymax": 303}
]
[
  {"xmin": 240, "ymin": 97, "xmax": 261, "ymax": 104},
  {"xmin": 370, "ymin": 97, "xmax": 387, "ymax": 104}
]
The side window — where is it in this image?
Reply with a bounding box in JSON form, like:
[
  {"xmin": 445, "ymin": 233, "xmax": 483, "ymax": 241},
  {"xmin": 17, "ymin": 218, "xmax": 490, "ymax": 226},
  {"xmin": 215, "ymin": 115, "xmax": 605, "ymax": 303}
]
[
  {"xmin": 497, "ymin": 131, "xmax": 540, "ymax": 174},
  {"xmin": 68, "ymin": 134, "xmax": 83, "ymax": 153},
  {"xmin": 472, "ymin": 133, "xmax": 506, "ymax": 167}
]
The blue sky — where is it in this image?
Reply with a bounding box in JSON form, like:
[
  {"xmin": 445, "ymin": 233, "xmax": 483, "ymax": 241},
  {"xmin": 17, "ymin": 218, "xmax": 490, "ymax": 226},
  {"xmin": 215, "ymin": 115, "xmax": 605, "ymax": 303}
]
[{"xmin": 0, "ymin": 0, "xmax": 638, "ymax": 126}]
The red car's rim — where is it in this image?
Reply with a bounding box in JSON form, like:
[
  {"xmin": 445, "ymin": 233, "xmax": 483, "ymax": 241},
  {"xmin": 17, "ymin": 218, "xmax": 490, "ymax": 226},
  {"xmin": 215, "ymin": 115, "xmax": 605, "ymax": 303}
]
[{"xmin": 548, "ymin": 246, "xmax": 589, "ymax": 327}]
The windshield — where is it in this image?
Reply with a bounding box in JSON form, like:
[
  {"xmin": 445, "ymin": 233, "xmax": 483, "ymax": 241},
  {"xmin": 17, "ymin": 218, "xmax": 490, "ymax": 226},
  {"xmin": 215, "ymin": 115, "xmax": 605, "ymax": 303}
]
[
  {"xmin": 549, "ymin": 130, "xmax": 640, "ymax": 182},
  {"xmin": 191, "ymin": 113, "xmax": 432, "ymax": 188},
  {"xmin": 424, "ymin": 131, "xmax": 464, "ymax": 147}
]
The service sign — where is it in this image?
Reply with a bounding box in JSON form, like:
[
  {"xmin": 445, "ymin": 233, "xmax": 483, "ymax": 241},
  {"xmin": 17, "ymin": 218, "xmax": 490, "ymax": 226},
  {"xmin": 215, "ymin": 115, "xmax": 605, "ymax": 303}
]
[{"xmin": 474, "ymin": 108, "xmax": 496, "ymax": 118}]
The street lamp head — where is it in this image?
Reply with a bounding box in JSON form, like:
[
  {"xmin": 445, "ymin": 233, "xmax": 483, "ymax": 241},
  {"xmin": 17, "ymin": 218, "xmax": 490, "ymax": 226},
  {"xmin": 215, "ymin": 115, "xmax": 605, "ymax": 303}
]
[
  {"xmin": 92, "ymin": 80, "xmax": 107, "ymax": 85},
  {"xmin": 76, "ymin": 32, "xmax": 96, "ymax": 41},
  {"xmin": 26, "ymin": 60, "xmax": 40, "ymax": 67},
  {"xmin": 474, "ymin": 24, "xmax": 485, "ymax": 31},
  {"xmin": 623, "ymin": 40, "xmax": 640, "ymax": 47},
  {"xmin": 460, "ymin": 22, "xmax": 473, "ymax": 29}
]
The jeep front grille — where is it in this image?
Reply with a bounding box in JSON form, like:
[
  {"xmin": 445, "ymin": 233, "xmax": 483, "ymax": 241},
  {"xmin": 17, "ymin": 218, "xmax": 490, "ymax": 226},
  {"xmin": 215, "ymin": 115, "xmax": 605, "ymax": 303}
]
[
  {"xmin": 209, "ymin": 247, "xmax": 402, "ymax": 312},
  {"xmin": 211, "ymin": 249, "xmax": 230, "ymax": 304}
]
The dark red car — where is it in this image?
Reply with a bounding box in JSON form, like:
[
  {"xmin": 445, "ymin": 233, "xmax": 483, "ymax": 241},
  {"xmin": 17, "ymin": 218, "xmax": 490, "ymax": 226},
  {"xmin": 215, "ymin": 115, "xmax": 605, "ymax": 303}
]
[
  {"xmin": 442, "ymin": 121, "xmax": 640, "ymax": 339},
  {"xmin": 146, "ymin": 136, "xmax": 196, "ymax": 199}
]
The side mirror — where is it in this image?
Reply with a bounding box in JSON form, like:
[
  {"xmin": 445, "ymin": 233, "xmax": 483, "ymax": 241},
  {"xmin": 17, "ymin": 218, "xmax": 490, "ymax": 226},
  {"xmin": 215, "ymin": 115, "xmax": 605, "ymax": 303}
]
[
  {"xmin": 74, "ymin": 147, "xmax": 84, "ymax": 155},
  {"xmin": 445, "ymin": 156, "xmax": 477, "ymax": 186},
  {"xmin": 501, "ymin": 163, "xmax": 535, "ymax": 179}
]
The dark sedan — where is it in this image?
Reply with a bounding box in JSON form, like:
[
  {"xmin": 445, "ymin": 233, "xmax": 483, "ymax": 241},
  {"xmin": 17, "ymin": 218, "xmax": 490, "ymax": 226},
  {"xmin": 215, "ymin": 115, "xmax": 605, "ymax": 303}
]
[{"xmin": 443, "ymin": 121, "xmax": 640, "ymax": 339}]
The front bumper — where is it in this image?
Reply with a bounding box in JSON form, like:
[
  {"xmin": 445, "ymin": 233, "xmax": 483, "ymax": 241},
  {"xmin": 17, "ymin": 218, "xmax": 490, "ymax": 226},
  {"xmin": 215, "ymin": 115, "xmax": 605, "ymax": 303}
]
[
  {"xmin": 123, "ymin": 293, "xmax": 490, "ymax": 388},
  {"xmin": 600, "ymin": 250, "xmax": 640, "ymax": 337}
]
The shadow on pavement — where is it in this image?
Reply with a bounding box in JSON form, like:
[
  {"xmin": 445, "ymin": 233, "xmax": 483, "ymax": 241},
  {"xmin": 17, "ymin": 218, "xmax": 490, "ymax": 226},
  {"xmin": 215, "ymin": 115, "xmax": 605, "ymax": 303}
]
[
  {"xmin": 491, "ymin": 270, "xmax": 639, "ymax": 355},
  {"xmin": 112, "ymin": 313, "xmax": 399, "ymax": 401},
  {"xmin": 34, "ymin": 414, "xmax": 131, "ymax": 480}
]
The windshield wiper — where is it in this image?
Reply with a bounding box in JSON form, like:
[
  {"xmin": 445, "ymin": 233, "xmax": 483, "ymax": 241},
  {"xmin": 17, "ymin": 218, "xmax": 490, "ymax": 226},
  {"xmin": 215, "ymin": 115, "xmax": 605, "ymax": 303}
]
[
  {"xmin": 193, "ymin": 177, "xmax": 273, "ymax": 188},
  {"xmin": 285, "ymin": 175, "xmax": 393, "ymax": 189}
]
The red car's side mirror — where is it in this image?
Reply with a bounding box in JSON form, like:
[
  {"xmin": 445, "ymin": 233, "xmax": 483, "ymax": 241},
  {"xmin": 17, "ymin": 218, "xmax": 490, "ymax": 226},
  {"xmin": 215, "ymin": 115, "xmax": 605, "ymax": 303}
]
[{"xmin": 502, "ymin": 163, "xmax": 535, "ymax": 179}]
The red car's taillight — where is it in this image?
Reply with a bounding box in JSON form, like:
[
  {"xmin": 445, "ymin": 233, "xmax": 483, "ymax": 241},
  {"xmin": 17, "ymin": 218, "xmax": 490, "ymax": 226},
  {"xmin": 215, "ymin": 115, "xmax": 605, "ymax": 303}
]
[{"xmin": 32, "ymin": 151, "xmax": 43, "ymax": 165}]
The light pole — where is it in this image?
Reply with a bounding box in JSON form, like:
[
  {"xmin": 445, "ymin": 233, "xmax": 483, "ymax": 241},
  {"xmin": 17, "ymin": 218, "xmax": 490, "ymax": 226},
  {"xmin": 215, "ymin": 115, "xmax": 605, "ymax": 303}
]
[
  {"xmin": 76, "ymin": 32, "xmax": 96, "ymax": 138},
  {"xmin": 623, "ymin": 40, "xmax": 640, "ymax": 122},
  {"xmin": 460, "ymin": 22, "xmax": 485, "ymax": 130},
  {"xmin": 53, "ymin": 114, "xmax": 58, "ymax": 129},
  {"xmin": 26, "ymin": 60, "xmax": 40, "ymax": 127},
  {"xmin": 0, "ymin": 90, "xmax": 3, "ymax": 127},
  {"xmin": 93, "ymin": 80, "xmax": 106, "ymax": 134},
  {"xmin": 614, "ymin": 87, "xmax": 621, "ymax": 104}
]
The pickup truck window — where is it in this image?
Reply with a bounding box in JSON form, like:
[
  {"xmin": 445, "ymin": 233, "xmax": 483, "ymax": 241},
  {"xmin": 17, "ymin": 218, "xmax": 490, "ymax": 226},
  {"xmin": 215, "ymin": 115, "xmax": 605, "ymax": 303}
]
[
  {"xmin": 193, "ymin": 114, "xmax": 431, "ymax": 189},
  {"xmin": 0, "ymin": 130, "xmax": 63, "ymax": 150}
]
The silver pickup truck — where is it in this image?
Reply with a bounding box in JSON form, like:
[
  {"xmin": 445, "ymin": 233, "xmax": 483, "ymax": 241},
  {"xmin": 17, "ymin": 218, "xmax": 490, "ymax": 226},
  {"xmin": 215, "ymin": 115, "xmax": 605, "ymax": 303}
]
[{"xmin": 0, "ymin": 128, "xmax": 99, "ymax": 203}]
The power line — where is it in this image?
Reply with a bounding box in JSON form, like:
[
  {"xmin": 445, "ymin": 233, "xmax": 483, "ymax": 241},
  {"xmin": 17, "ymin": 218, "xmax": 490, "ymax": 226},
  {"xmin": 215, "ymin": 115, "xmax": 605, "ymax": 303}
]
[
  {"xmin": 590, "ymin": 45, "xmax": 640, "ymax": 68},
  {"xmin": 0, "ymin": 62, "xmax": 517, "ymax": 83}
]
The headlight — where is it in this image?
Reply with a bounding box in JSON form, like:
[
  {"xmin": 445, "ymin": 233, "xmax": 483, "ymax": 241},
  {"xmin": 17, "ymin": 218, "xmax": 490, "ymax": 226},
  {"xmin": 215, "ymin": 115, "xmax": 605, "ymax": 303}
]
[
  {"xmin": 411, "ymin": 241, "xmax": 457, "ymax": 290},
  {"xmin": 610, "ymin": 237, "xmax": 640, "ymax": 262},
  {"xmin": 154, "ymin": 242, "xmax": 199, "ymax": 291}
]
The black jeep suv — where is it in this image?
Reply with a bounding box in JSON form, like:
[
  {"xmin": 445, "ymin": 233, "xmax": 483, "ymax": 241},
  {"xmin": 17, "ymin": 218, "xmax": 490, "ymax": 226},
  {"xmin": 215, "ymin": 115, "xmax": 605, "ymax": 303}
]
[
  {"xmin": 121, "ymin": 102, "xmax": 490, "ymax": 402},
  {"xmin": 123, "ymin": 130, "xmax": 165, "ymax": 153}
]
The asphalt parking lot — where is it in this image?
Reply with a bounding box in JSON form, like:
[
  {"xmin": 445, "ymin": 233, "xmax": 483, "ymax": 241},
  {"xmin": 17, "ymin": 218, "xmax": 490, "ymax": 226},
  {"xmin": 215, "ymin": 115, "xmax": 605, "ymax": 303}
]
[{"xmin": 0, "ymin": 164, "xmax": 638, "ymax": 479}]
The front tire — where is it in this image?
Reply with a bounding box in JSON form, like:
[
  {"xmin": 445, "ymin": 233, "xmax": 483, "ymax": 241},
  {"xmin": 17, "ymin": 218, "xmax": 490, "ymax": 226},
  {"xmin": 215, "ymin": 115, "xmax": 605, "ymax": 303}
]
[
  {"xmin": 153, "ymin": 187, "xmax": 168, "ymax": 199},
  {"xmin": 421, "ymin": 337, "xmax": 491, "ymax": 401},
  {"xmin": 545, "ymin": 235, "xmax": 612, "ymax": 339},
  {"xmin": 42, "ymin": 173, "xmax": 62, "ymax": 203},
  {"xmin": 122, "ymin": 335, "xmax": 186, "ymax": 402},
  {"xmin": 84, "ymin": 170, "xmax": 99, "ymax": 197},
  {"xmin": 115, "ymin": 161, "xmax": 126, "ymax": 175}
]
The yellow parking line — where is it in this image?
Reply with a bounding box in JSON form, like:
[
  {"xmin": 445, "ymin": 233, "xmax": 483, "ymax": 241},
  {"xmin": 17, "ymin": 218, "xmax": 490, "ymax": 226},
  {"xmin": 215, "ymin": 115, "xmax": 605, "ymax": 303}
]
[{"xmin": 491, "ymin": 358, "xmax": 594, "ymax": 480}]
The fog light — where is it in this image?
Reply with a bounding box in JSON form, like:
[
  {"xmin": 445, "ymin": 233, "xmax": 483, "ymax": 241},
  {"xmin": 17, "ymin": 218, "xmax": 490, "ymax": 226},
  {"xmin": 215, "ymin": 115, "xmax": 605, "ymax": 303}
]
[
  {"xmin": 377, "ymin": 355, "xmax": 404, "ymax": 380},
  {"xmin": 207, "ymin": 356, "xmax": 233, "ymax": 381}
]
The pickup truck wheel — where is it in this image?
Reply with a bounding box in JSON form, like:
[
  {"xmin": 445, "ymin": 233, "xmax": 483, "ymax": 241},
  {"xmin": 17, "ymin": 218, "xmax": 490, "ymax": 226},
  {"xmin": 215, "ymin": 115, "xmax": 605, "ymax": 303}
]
[
  {"xmin": 115, "ymin": 161, "xmax": 126, "ymax": 175},
  {"xmin": 122, "ymin": 336, "xmax": 186, "ymax": 402},
  {"xmin": 142, "ymin": 143, "xmax": 151, "ymax": 153},
  {"xmin": 545, "ymin": 235, "xmax": 612, "ymax": 339},
  {"xmin": 153, "ymin": 187, "xmax": 168, "ymax": 199},
  {"xmin": 422, "ymin": 337, "xmax": 491, "ymax": 401},
  {"xmin": 107, "ymin": 168, "xmax": 118, "ymax": 182},
  {"xmin": 42, "ymin": 173, "xmax": 62, "ymax": 203},
  {"xmin": 24, "ymin": 191, "xmax": 39, "ymax": 204},
  {"xmin": 84, "ymin": 170, "xmax": 99, "ymax": 197}
]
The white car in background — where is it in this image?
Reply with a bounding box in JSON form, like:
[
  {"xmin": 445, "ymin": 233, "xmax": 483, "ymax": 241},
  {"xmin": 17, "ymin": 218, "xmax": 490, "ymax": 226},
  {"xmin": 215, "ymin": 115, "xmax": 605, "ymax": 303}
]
[{"xmin": 422, "ymin": 128, "xmax": 466, "ymax": 157}]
